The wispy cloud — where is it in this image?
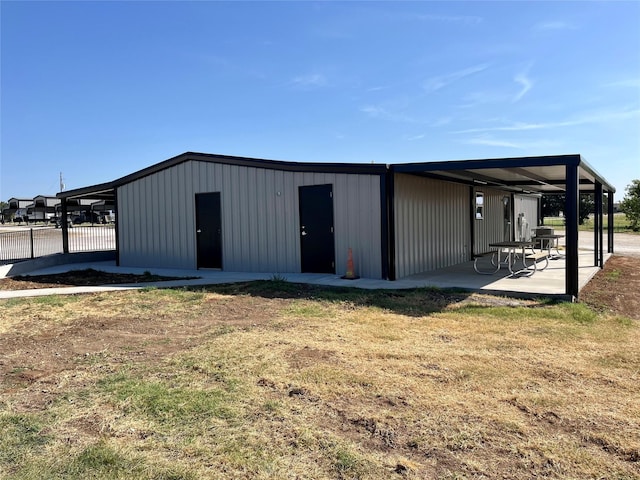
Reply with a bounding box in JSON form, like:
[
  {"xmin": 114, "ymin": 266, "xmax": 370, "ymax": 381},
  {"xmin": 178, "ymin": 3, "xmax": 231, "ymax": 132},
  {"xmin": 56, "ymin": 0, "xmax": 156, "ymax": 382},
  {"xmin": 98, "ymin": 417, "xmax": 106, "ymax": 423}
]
[
  {"xmin": 414, "ymin": 13, "xmax": 483, "ymax": 25},
  {"xmin": 423, "ymin": 64, "xmax": 490, "ymax": 93},
  {"xmin": 464, "ymin": 135, "xmax": 560, "ymax": 149},
  {"xmin": 533, "ymin": 20, "xmax": 577, "ymax": 31},
  {"xmin": 431, "ymin": 116, "xmax": 453, "ymax": 127},
  {"xmin": 605, "ymin": 78, "xmax": 640, "ymax": 89},
  {"xmin": 512, "ymin": 71, "xmax": 533, "ymax": 103},
  {"xmin": 405, "ymin": 133, "xmax": 425, "ymax": 141},
  {"xmin": 290, "ymin": 73, "xmax": 328, "ymax": 89},
  {"xmin": 457, "ymin": 65, "xmax": 534, "ymax": 107},
  {"xmin": 453, "ymin": 108, "xmax": 640, "ymax": 134},
  {"xmin": 360, "ymin": 105, "xmax": 415, "ymax": 123},
  {"xmin": 466, "ymin": 136, "xmax": 524, "ymax": 148}
]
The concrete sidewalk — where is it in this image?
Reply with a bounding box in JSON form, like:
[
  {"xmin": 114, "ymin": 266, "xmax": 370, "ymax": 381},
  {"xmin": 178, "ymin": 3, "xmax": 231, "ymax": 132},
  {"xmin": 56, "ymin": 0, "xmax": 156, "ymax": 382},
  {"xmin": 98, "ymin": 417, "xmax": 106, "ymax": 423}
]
[
  {"xmin": 0, "ymin": 261, "xmax": 416, "ymax": 299},
  {"xmin": 0, "ymin": 251, "xmax": 605, "ymax": 300}
]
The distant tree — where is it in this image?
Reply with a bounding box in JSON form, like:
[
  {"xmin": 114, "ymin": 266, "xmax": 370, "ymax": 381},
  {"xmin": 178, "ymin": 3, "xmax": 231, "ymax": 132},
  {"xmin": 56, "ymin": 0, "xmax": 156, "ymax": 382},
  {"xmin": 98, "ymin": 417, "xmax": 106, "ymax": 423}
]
[
  {"xmin": 579, "ymin": 194, "xmax": 594, "ymax": 225},
  {"xmin": 542, "ymin": 194, "xmax": 564, "ymax": 217},
  {"xmin": 541, "ymin": 194, "xmax": 593, "ymax": 225},
  {"xmin": 619, "ymin": 179, "xmax": 640, "ymax": 231}
]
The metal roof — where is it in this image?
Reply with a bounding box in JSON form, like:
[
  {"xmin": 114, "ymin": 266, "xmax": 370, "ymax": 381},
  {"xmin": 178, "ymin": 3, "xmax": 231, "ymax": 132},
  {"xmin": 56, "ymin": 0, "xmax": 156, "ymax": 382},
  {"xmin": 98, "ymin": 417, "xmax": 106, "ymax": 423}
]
[
  {"xmin": 57, "ymin": 152, "xmax": 616, "ymax": 201},
  {"xmin": 57, "ymin": 152, "xmax": 388, "ymax": 200},
  {"xmin": 392, "ymin": 154, "xmax": 615, "ymax": 194}
]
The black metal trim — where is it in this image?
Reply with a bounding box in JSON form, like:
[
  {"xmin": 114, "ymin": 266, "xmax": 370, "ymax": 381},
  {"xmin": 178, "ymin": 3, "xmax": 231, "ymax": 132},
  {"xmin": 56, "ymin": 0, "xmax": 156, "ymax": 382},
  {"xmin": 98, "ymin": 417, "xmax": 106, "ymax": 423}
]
[
  {"xmin": 595, "ymin": 182, "xmax": 603, "ymax": 267},
  {"xmin": 58, "ymin": 152, "xmax": 616, "ymax": 202},
  {"xmin": 379, "ymin": 174, "xmax": 389, "ymax": 280},
  {"xmin": 607, "ymin": 190, "xmax": 614, "ymax": 254},
  {"xmin": 58, "ymin": 152, "xmax": 388, "ymax": 200},
  {"xmin": 61, "ymin": 198, "xmax": 69, "ymax": 254},
  {"xmin": 387, "ymin": 172, "xmax": 396, "ymax": 281},
  {"xmin": 114, "ymin": 188, "xmax": 120, "ymax": 266},
  {"xmin": 565, "ymin": 164, "xmax": 580, "ymax": 299},
  {"xmin": 394, "ymin": 154, "xmax": 582, "ymax": 173},
  {"xmin": 469, "ymin": 187, "xmax": 476, "ymax": 257}
]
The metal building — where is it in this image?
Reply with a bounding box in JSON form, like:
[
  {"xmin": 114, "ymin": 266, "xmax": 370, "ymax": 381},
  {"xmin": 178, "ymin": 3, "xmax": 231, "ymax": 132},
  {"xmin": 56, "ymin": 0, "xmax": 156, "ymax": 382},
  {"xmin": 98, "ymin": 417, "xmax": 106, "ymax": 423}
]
[
  {"xmin": 56, "ymin": 152, "xmax": 616, "ymax": 298},
  {"xmin": 115, "ymin": 154, "xmax": 387, "ymax": 278}
]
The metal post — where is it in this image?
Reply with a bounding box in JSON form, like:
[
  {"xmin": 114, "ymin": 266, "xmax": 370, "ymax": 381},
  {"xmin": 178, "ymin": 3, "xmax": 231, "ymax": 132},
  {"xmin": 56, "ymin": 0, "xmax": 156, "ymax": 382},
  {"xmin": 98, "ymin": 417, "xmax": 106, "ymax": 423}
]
[
  {"xmin": 30, "ymin": 228, "xmax": 34, "ymax": 259},
  {"xmin": 595, "ymin": 182, "xmax": 603, "ymax": 268},
  {"xmin": 386, "ymin": 172, "xmax": 396, "ymax": 280},
  {"xmin": 565, "ymin": 164, "xmax": 579, "ymax": 299},
  {"xmin": 61, "ymin": 198, "xmax": 69, "ymax": 254},
  {"xmin": 607, "ymin": 190, "xmax": 615, "ymax": 254},
  {"xmin": 114, "ymin": 189, "xmax": 120, "ymax": 266}
]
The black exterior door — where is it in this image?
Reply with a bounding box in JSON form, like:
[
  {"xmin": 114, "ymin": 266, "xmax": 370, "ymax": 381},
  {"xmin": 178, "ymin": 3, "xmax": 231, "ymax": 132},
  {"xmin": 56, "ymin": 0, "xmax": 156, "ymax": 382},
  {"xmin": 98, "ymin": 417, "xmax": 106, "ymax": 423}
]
[
  {"xmin": 195, "ymin": 192, "xmax": 222, "ymax": 269},
  {"xmin": 299, "ymin": 184, "xmax": 335, "ymax": 273}
]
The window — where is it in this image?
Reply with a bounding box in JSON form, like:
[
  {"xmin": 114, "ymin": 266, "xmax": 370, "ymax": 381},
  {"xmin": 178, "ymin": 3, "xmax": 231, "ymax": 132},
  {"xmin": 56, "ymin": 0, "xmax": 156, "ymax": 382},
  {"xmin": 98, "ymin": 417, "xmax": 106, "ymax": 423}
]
[{"xmin": 475, "ymin": 192, "xmax": 484, "ymax": 219}]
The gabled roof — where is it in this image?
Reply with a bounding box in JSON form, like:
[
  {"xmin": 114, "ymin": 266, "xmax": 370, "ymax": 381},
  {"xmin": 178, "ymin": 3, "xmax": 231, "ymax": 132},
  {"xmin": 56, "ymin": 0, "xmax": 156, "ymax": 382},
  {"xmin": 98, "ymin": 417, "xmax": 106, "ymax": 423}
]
[
  {"xmin": 57, "ymin": 151, "xmax": 616, "ymax": 201},
  {"xmin": 32, "ymin": 195, "xmax": 60, "ymax": 207},
  {"xmin": 57, "ymin": 152, "xmax": 388, "ymax": 200},
  {"xmin": 7, "ymin": 198, "xmax": 32, "ymax": 208}
]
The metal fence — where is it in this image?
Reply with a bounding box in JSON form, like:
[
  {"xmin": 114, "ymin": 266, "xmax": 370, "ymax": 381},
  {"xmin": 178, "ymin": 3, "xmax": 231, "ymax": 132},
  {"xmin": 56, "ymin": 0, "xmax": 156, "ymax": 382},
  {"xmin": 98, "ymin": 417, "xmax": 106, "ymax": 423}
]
[{"xmin": 0, "ymin": 226, "xmax": 116, "ymax": 263}]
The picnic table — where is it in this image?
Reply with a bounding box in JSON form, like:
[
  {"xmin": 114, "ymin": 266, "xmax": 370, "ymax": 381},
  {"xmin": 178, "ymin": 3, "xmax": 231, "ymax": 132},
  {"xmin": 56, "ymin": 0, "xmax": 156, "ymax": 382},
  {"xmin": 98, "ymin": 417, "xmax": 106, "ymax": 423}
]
[
  {"xmin": 474, "ymin": 241, "xmax": 548, "ymax": 276},
  {"xmin": 532, "ymin": 234, "xmax": 564, "ymax": 258}
]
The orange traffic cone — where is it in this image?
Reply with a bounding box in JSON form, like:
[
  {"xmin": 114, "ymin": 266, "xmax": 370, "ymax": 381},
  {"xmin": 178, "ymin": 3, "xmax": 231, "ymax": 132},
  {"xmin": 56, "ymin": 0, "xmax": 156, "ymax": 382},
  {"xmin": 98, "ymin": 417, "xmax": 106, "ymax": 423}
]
[{"xmin": 341, "ymin": 248, "xmax": 359, "ymax": 280}]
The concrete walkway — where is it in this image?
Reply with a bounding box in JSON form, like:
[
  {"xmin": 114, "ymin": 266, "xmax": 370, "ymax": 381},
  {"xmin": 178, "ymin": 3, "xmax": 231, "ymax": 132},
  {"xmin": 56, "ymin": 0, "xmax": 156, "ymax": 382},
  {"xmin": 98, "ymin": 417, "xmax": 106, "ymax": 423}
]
[{"xmin": 0, "ymin": 249, "xmax": 605, "ymax": 301}]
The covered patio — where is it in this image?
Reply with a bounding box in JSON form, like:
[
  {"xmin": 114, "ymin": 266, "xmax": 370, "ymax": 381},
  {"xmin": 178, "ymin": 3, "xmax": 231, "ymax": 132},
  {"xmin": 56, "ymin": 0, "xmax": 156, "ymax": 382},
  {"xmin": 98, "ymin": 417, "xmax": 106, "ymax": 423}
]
[
  {"xmin": 398, "ymin": 250, "xmax": 606, "ymax": 300},
  {"xmin": 390, "ymin": 154, "xmax": 616, "ymax": 299}
]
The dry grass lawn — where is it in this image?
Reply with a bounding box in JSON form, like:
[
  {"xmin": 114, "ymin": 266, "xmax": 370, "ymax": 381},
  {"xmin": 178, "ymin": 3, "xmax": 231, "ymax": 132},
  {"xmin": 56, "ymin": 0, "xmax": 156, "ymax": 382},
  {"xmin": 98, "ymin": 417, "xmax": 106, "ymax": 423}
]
[{"xmin": 0, "ymin": 279, "xmax": 638, "ymax": 479}]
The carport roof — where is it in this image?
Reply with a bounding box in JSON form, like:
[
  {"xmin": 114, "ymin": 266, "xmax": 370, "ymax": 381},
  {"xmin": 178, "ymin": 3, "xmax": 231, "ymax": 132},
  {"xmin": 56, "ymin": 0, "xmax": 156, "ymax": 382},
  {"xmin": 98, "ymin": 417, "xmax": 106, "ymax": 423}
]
[{"xmin": 392, "ymin": 154, "xmax": 615, "ymax": 194}]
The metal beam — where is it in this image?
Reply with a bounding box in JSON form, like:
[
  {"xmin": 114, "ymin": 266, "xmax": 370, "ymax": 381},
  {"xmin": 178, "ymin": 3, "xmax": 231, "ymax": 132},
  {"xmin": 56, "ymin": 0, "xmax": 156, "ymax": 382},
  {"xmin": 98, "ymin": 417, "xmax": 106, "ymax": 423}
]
[
  {"xmin": 114, "ymin": 189, "xmax": 120, "ymax": 266},
  {"xmin": 386, "ymin": 173, "xmax": 396, "ymax": 281},
  {"xmin": 607, "ymin": 190, "xmax": 615, "ymax": 254},
  {"xmin": 379, "ymin": 174, "xmax": 389, "ymax": 280},
  {"xmin": 565, "ymin": 164, "xmax": 580, "ymax": 299},
  {"xmin": 595, "ymin": 182, "xmax": 603, "ymax": 268},
  {"xmin": 61, "ymin": 198, "xmax": 69, "ymax": 254}
]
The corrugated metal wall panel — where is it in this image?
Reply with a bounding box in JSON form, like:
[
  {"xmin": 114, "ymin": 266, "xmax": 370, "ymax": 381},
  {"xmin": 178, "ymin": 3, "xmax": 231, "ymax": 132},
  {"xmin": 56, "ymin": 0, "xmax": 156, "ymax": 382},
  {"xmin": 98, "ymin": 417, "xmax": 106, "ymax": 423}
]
[
  {"xmin": 393, "ymin": 174, "xmax": 470, "ymax": 278},
  {"xmin": 117, "ymin": 161, "xmax": 382, "ymax": 277},
  {"xmin": 473, "ymin": 187, "xmax": 511, "ymax": 254},
  {"xmin": 514, "ymin": 194, "xmax": 540, "ymax": 236}
]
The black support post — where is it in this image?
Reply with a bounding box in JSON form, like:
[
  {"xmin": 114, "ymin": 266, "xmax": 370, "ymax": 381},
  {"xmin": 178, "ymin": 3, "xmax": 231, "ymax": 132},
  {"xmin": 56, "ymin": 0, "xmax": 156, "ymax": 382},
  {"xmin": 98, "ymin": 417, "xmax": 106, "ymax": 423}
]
[
  {"xmin": 565, "ymin": 164, "xmax": 580, "ymax": 299},
  {"xmin": 380, "ymin": 173, "xmax": 389, "ymax": 280},
  {"xmin": 595, "ymin": 182, "xmax": 603, "ymax": 268},
  {"xmin": 61, "ymin": 198, "xmax": 69, "ymax": 254},
  {"xmin": 607, "ymin": 190, "xmax": 614, "ymax": 254},
  {"xmin": 470, "ymin": 187, "xmax": 477, "ymax": 256},
  {"xmin": 114, "ymin": 189, "xmax": 120, "ymax": 266},
  {"xmin": 386, "ymin": 172, "xmax": 396, "ymax": 281}
]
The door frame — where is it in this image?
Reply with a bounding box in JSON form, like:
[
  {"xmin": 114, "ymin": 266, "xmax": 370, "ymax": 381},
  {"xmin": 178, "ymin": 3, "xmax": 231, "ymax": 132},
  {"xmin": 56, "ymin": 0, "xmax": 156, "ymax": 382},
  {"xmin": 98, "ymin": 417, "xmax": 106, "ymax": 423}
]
[
  {"xmin": 298, "ymin": 184, "xmax": 336, "ymax": 274},
  {"xmin": 195, "ymin": 192, "xmax": 223, "ymax": 269}
]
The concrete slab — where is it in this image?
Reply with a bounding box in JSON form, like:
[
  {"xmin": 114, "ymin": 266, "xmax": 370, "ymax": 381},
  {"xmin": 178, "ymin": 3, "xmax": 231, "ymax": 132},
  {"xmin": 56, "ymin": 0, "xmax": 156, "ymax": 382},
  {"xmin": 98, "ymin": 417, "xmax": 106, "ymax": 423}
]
[{"xmin": 0, "ymin": 250, "xmax": 606, "ymax": 300}]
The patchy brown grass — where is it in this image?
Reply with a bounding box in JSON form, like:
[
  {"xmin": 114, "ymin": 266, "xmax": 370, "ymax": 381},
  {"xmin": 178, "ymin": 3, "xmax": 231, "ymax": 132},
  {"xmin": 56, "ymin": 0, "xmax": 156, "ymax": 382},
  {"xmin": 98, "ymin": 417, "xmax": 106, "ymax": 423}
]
[
  {"xmin": 0, "ymin": 270, "xmax": 638, "ymax": 479},
  {"xmin": 0, "ymin": 268, "xmax": 196, "ymax": 290}
]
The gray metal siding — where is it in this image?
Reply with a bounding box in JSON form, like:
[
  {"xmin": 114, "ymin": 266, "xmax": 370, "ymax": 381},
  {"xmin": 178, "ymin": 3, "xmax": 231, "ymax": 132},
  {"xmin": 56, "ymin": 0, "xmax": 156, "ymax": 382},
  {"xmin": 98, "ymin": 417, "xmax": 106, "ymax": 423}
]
[
  {"xmin": 394, "ymin": 174, "xmax": 471, "ymax": 278},
  {"xmin": 514, "ymin": 194, "xmax": 540, "ymax": 232},
  {"xmin": 473, "ymin": 187, "xmax": 510, "ymax": 254},
  {"xmin": 118, "ymin": 161, "xmax": 382, "ymax": 278}
]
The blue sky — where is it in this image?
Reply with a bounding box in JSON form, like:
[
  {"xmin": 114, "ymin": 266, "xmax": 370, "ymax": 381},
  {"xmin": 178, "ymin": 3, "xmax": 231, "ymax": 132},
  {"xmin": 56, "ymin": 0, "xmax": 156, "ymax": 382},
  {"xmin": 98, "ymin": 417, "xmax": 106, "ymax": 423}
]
[{"xmin": 1, "ymin": 1, "xmax": 639, "ymax": 201}]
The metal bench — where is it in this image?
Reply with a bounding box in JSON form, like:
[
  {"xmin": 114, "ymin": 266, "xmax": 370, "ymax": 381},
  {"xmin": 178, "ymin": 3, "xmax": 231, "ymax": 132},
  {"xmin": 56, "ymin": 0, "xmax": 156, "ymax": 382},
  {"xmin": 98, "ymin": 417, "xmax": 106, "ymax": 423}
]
[
  {"xmin": 473, "ymin": 252, "xmax": 500, "ymax": 275},
  {"xmin": 524, "ymin": 251, "xmax": 549, "ymax": 273}
]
